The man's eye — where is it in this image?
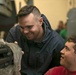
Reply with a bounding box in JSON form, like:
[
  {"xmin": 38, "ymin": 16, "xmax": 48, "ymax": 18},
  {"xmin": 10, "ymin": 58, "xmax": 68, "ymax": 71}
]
[
  {"xmin": 27, "ymin": 26, "xmax": 33, "ymax": 29},
  {"xmin": 19, "ymin": 25, "xmax": 33, "ymax": 29},
  {"xmin": 65, "ymin": 46, "xmax": 70, "ymax": 51},
  {"xmin": 20, "ymin": 26, "xmax": 24, "ymax": 29}
]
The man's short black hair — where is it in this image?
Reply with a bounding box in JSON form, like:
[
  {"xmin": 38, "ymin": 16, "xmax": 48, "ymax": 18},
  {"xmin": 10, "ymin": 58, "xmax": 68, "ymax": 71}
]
[
  {"xmin": 67, "ymin": 35, "xmax": 76, "ymax": 43},
  {"xmin": 17, "ymin": 5, "xmax": 41, "ymax": 18},
  {"xmin": 67, "ymin": 35, "xmax": 76, "ymax": 53}
]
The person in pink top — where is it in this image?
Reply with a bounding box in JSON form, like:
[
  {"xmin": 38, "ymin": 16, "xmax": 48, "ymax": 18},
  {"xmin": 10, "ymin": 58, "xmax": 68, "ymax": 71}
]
[{"xmin": 45, "ymin": 35, "xmax": 76, "ymax": 75}]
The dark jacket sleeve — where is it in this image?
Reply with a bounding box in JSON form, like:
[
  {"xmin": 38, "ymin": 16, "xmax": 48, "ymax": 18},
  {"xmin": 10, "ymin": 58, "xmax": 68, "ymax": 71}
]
[{"xmin": 6, "ymin": 25, "xmax": 21, "ymax": 43}]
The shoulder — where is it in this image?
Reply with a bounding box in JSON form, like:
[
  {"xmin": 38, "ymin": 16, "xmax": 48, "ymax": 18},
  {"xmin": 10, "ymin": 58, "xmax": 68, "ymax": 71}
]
[
  {"xmin": 52, "ymin": 31, "xmax": 65, "ymax": 47},
  {"xmin": 8, "ymin": 25, "xmax": 21, "ymax": 36},
  {"xmin": 8, "ymin": 25, "xmax": 21, "ymax": 39},
  {"xmin": 10, "ymin": 25, "xmax": 20, "ymax": 32},
  {"xmin": 45, "ymin": 66, "xmax": 65, "ymax": 75},
  {"xmin": 49, "ymin": 66, "xmax": 64, "ymax": 72}
]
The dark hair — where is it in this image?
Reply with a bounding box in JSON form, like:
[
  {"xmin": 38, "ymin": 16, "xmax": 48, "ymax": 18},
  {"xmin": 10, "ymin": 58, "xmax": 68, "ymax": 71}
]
[
  {"xmin": 67, "ymin": 35, "xmax": 76, "ymax": 53},
  {"xmin": 17, "ymin": 5, "xmax": 41, "ymax": 18}
]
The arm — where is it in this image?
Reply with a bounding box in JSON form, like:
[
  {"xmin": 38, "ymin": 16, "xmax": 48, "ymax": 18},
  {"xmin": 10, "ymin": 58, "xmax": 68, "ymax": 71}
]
[
  {"xmin": 6, "ymin": 25, "xmax": 21, "ymax": 43},
  {"xmin": 6, "ymin": 31, "xmax": 15, "ymax": 42}
]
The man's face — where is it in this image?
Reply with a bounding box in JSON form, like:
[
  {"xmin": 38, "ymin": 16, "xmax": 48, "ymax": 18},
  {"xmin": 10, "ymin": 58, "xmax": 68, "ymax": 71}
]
[
  {"xmin": 60, "ymin": 41, "xmax": 76, "ymax": 68},
  {"xmin": 18, "ymin": 13, "xmax": 43, "ymax": 41}
]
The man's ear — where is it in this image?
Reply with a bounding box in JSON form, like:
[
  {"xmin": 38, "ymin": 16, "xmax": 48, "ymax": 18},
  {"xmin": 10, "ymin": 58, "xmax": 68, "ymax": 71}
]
[{"xmin": 39, "ymin": 17, "xmax": 43, "ymax": 26}]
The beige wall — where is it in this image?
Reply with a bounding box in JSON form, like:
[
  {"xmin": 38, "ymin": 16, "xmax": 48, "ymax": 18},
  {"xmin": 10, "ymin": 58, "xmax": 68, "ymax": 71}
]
[
  {"xmin": 14, "ymin": 0, "xmax": 75, "ymax": 30},
  {"xmin": 14, "ymin": 0, "xmax": 26, "ymax": 13},
  {"xmin": 34, "ymin": 0, "xmax": 68, "ymax": 30}
]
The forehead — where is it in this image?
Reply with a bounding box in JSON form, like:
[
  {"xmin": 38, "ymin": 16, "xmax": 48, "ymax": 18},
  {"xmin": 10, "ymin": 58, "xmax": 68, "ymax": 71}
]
[
  {"xmin": 65, "ymin": 42, "xmax": 75, "ymax": 49},
  {"xmin": 18, "ymin": 13, "xmax": 35, "ymax": 23}
]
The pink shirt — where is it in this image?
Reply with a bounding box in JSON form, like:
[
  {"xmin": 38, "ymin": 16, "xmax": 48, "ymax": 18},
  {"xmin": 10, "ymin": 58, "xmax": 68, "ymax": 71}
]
[{"xmin": 45, "ymin": 66, "xmax": 76, "ymax": 75}]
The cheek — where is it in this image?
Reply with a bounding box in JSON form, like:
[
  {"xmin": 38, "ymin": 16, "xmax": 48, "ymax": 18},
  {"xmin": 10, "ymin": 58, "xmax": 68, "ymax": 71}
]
[
  {"xmin": 65, "ymin": 53, "xmax": 71, "ymax": 59},
  {"xmin": 65, "ymin": 54, "xmax": 74, "ymax": 63},
  {"xmin": 31, "ymin": 26, "xmax": 39, "ymax": 32}
]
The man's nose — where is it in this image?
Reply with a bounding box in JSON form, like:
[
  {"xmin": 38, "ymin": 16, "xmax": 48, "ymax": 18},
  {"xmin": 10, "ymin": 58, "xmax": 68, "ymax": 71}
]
[
  {"xmin": 60, "ymin": 48, "xmax": 64, "ymax": 54},
  {"xmin": 23, "ymin": 30, "xmax": 29, "ymax": 34},
  {"xmin": 23, "ymin": 28, "xmax": 29, "ymax": 34}
]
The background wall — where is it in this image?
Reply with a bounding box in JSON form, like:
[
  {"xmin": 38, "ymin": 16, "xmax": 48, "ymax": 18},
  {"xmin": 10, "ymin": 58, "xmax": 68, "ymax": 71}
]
[
  {"xmin": 34, "ymin": 0, "xmax": 68, "ymax": 30},
  {"xmin": 14, "ymin": 0, "xmax": 75, "ymax": 30},
  {"xmin": 15, "ymin": 0, "xmax": 26, "ymax": 13}
]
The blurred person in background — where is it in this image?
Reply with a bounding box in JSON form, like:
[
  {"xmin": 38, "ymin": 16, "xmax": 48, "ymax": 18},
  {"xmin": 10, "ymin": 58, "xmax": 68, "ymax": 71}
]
[
  {"xmin": 60, "ymin": 22, "xmax": 67, "ymax": 41},
  {"xmin": 55, "ymin": 20, "xmax": 64, "ymax": 34}
]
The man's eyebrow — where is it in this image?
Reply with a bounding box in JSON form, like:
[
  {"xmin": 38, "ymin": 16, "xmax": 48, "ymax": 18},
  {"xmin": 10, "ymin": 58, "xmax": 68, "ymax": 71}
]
[
  {"xmin": 19, "ymin": 26, "xmax": 25, "ymax": 29},
  {"xmin": 19, "ymin": 26, "xmax": 23, "ymax": 28},
  {"xmin": 65, "ymin": 45, "xmax": 70, "ymax": 50},
  {"xmin": 19, "ymin": 25, "xmax": 33, "ymax": 29}
]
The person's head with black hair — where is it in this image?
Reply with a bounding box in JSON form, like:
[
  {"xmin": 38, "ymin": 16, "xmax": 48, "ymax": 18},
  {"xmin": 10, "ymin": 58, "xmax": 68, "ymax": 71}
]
[
  {"xmin": 17, "ymin": 5, "xmax": 44, "ymax": 42},
  {"xmin": 17, "ymin": 5, "xmax": 41, "ymax": 19},
  {"xmin": 60, "ymin": 35, "xmax": 76, "ymax": 71},
  {"xmin": 45, "ymin": 35, "xmax": 76, "ymax": 75}
]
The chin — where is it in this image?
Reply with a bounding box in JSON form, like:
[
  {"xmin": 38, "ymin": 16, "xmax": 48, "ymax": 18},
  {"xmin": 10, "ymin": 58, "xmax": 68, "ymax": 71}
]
[
  {"xmin": 60, "ymin": 62, "xmax": 66, "ymax": 67},
  {"xmin": 60, "ymin": 60, "xmax": 64, "ymax": 65},
  {"xmin": 26, "ymin": 36, "xmax": 32, "ymax": 39},
  {"xmin": 27, "ymin": 38, "xmax": 34, "ymax": 41}
]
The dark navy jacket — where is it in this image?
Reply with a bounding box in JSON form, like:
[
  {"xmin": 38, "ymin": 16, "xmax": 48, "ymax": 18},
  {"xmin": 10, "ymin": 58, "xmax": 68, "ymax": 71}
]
[{"xmin": 6, "ymin": 15, "xmax": 65, "ymax": 75}]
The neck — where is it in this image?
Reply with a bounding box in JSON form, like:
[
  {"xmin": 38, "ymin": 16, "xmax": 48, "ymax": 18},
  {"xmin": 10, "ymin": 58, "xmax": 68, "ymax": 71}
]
[
  {"xmin": 65, "ymin": 65, "xmax": 76, "ymax": 71},
  {"xmin": 34, "ymin": 27, "xmax": 44, "ymax": 42}
]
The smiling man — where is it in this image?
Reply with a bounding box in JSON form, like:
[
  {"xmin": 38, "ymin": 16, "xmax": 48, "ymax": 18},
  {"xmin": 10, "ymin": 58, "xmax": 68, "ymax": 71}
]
[
  {"xmin": 6, "ymin": 5, "xmax": 65, "ymax": 75},
  {"xmin": 45, "ymin": 35, "xmax": 76, "ymax": 75}
]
